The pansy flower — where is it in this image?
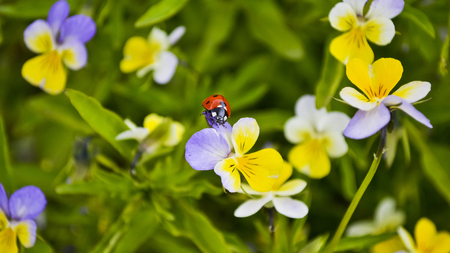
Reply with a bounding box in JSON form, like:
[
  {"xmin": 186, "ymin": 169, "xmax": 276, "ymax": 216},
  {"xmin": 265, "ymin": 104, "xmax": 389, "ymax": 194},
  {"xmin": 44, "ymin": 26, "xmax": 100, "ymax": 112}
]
[
  {"xmin": 116, "ymin": 113, "xmax": 185, "ymax": 153},
  {"xmin": 329, "ymin": 0, "xmax": 404, "ymax": 64},
  {"xmin": 0, "ymin": 183, "xmax": 47, "ymax": 253},
  {"xmin": 397, "ymin": 217, "xmax": 450, "ymax": 253},
  {"xmin": 340, "ymin": 58, "xmax": 432, "ymax": 140},
  {"xmin": 185, "ymin": 118, "xmax": 283, "ymax": 193},
  {"xmin": 284, "ymin": 95, "xmax": 350, "ymax": 179},
  {"xmin": 120, "ymin": 26, "xmax": 185, "ymax": 84},
  {"xmin": 22, "ymin": 0, "xmax": 96, "ymax": 94},
  {"xmin": 234, "ymin": 162, "xmax": 308, "ymax": 219}
]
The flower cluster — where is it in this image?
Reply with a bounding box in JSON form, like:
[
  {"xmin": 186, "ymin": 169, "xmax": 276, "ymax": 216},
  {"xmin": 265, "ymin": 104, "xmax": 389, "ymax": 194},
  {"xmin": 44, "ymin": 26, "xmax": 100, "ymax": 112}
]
[
  {"xmin": 284, "ymin": 95, "xmax": 350, "ymax": 178},
  {"xmin": 22, "ymin": 0, "xmax": 96, "ymax": 94},
  {"xmin": 329, "ymin": 0, "xmax": 404, "ymax": 64},
  {"xmin": 185, "ymin": 118, "xmax": 283, "ymax": 193},
  {"xmin": 0, "ymin": 184, "xmax": 46, "ymax": 253}
]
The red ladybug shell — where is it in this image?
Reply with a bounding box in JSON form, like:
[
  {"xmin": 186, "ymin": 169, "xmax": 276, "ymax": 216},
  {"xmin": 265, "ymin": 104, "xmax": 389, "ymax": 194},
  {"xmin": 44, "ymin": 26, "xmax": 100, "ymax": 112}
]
[{"xmin": 202, "ymin": 95, "xmax": 231, "ymax": 117}]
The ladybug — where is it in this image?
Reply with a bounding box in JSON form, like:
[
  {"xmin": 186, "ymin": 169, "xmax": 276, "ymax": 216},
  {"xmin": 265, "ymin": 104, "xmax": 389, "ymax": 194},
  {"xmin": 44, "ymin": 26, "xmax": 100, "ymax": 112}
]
[{"xmin": 202, "ymin": 94, "xmax": 231, "ymax": 125}]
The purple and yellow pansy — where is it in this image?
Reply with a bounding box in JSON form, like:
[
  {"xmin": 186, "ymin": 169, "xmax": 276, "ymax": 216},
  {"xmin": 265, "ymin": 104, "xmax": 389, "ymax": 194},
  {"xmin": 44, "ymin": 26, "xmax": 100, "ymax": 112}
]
[{"xmin": 22, "ymin": 0, "xmax": 96, "ymax": 94}]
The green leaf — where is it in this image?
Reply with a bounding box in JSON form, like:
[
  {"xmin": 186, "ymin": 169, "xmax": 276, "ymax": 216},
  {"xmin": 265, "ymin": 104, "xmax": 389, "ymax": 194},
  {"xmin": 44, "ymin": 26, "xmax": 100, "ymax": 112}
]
[
  {"xmin": 25, "ymin": 236, "xmax": 54, "ymax": 253},
  {"xmin": 405, "ymin": 120, "xmax": 450, "ymax": 204},
  {"xmin": 299, "ymin": 234, "xmax": 328, "ymax": 253},
  {"xmin": 315, "ymin": 38, "xmax": 344, "ymax": 108},
  {"xmin": 439, "ymin": 11, "xmax": 450, "ymax": 76},
  {"xmin": 339, "ymin": 155, "xmax": 356, "ymax": 201},
  {"xmin": 242, "ymin": 0, "xmax": 303, "ymax": 61},
  {"xmin": 26, "ymin": 94, "xmax": 93, "ymax": 135},
  {"xmin": 334, "ymin": 233, "xmax": 396, "ymax": 252},
  {"xmin": 135, "ymin": 0, "xmax": 189, "ymax": 28},
  {"xmin": 401, "ymin": 4, "xmax": 435, "ymax": 38},
  {"xmin": 65, "ymin": 89, "xmax": 134, "ymax": 160},
  {"xmin": 0, "ymin": 114, "xmax": 13, "ymax": 191}
]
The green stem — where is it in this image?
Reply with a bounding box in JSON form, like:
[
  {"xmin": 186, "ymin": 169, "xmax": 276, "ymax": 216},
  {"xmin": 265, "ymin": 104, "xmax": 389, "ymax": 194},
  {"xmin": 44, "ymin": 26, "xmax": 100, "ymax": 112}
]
[{"xmin": 324, "ymin": 127, "xmax": 387, "ymax": 253}]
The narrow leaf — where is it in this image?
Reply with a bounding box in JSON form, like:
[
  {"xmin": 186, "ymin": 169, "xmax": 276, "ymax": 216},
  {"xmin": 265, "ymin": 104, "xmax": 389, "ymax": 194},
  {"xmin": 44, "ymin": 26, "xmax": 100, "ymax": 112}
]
[
  {"xmin": 315, "ymin": 38, "xmax": 344, "ymax": 108},
  {"xmin": 401, "ymin": 4, "xmax": 435, "ymax": 38},
  {"xmin": 65, "ymin": 89, "xmax": 134, "ymax": 160},
  {"xmin": 0, "ymin": 115, "xmax": 13, "ymax": 191},
  {"xmin": 334, "ymin": 233, "xmax": 396, "ymax": 252},
  {"xmin": 135, "ymin": 0, "xmax": 189, "ymax": 28}
]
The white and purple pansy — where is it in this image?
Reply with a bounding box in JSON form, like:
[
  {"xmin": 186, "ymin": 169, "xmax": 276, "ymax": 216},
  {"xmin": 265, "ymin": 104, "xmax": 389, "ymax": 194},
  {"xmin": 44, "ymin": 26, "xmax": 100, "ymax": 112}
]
[
  {"xmin": 340, "ymin": 58, "xmax": 432, "ymax": 140},
  {"xmin": 185, "ymin": 118, "xmax": 283, "ymax": 193},
  {"xmin": 0, "ymin": 183, "xmax": 47, "ymax": 253},
  {"xmin": 22, "ymin": 0, "xmax": 96, "ymax": 94}
]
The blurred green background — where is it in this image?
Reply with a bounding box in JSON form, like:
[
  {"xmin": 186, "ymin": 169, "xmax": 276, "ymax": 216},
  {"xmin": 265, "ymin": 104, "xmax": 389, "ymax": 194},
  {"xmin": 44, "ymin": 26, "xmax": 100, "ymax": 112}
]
[{"xmin": 0, "ymin": 0, "xmax": 449, "ymax": 252}]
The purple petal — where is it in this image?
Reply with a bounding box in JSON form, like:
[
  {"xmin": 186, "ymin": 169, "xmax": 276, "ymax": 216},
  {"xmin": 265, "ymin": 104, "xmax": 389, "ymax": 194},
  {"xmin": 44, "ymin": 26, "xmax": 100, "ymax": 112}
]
[
  {"xmin": 344, "ymin": 104, "xmax": 391, "ymax": 139},
  {"xmin": 59, "ymin": 15, "xmax": 96, "ymax": 43},
  {"xmin": 9, "ymin": 186, "xmax": 46, "ymax": 221},
  {"xmin": 366, "ymin": 0, "xmax": 405, "ymax": 19},
  {"xmin": 185, "ymin": 128, "xmax": 231, "ymax": 171},
  {"xmin": 383, "ymin": 95, "xmax": 432, "ymax": 128},
  {"xmin": 47, "ymin": 0, "xmax": 69, "ymax": 35},
  {"xmin": 0, "ymin": 183, "xmax": 9, "ymax": 217}
]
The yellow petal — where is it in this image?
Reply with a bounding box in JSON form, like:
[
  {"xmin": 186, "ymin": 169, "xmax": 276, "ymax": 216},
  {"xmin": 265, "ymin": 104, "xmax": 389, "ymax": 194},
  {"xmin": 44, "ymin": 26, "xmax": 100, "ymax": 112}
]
[
  {"xmin": 21, "ymin": 51, "xmax": 67, "ymax": 95},
  {"xmin": 120, "ymin": 36, "xmax": 153, "ymax": 73},
  {"xmin": 371, "ymin": 236, "xmax": 406, "ymax": 253},
  {"xmin": 232, "ymin": 118, "xmax": 259, "ymax": 156},
  {"xmin": 276, "ymin": 179, "xmax": 307, "ymax": 196},
  {"xmin": 0, "ymin": 209, "xmax": 7, "ymax": 231},
  {"xmin": 340, "ymin": 87, "xmax": 377, "ymax": 111},
  {"xmin": 288, "ymin": 139, "xmax": 331, "ymax": 179},
  {"xmin": 162, "ymin": 121, "xmax": 185, "ymax": 147},
  {"xmin": 371, "ymin": 58, "xmax": 403, "ymax": 98},
  {"xmin": 143, "ymin": 113, "xmax": 164, "ymax": 132},
  {"xmin": 272, "ymin": 161, "xmax": 293, "ymax": 191},
  {"xmin": 0, "ymin": 228, "xmax": 18, "ymax": 253},
  {"xmin": 346, "ymin": 58, "xmax": 375, "ymax": 99},
  {"xmin": 14, "ymin": 221, "xmax": 36, "ymax": 248},
  {"xmin": 330, "ymin": 28, "xmax": 374, "ymax": 64},
  {"xmin": 415, "ymin": 217, "xmax": 437, "ymax": 252},
  {"xmin": 237, "ymin": 148, "xmax": 283, "ymax": 192},
  {"xmin": 430, "ymin": 232, "xmax": 450, "ymax": 253},
  {"xmin": 214, "ymin": 157, "xmax": 241, "ymax": 193}
]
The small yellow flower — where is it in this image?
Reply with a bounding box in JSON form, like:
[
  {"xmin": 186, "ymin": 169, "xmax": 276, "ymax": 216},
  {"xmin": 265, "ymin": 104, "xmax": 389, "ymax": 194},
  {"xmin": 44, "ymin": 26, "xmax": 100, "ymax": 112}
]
[{"xmin": 398, "ymin": 217, "xmax": 450, "ymax": 253}]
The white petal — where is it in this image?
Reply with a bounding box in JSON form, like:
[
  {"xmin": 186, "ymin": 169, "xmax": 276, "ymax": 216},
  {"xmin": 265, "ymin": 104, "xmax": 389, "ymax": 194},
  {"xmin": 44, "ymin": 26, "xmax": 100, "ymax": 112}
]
[
  {"xmin": 284, "ymin": 117, "xmax": 315, "ymax": 144},
  {"xmin": 321, "ymin": 132, "xmax": 348, "ymax": 158},
  {"xmin": 294, "ymin": 95, "xmax": 327, "ymax": 126},
  {"xmin": 340, "ymin": 87, "xmax": 377, "ymax": 111},
  {"xmin": 374, "ymin": 197, "xmax": 405, "ymax": 231},
  {"xmin": 24, "ymin": 20, "xmax": 55, "ymax": 53},
  {"xmin": 343, "ymin": 0, "xmax": 368, "ymax": 16},
  {"xmin": 124, "ymin": 119, "xmax": 137, "ymax": 130},
  {"xmin": 346, "ymin": 220, "xmax": 376, "ymax": 236},
  {"xmin": 364, "ymin": 17, "xmax": 395, "ymax": 45},
  {"xmin": 392, "ymin": 81, "xmax": 431, "ymax": 103},
  {"xmin": 316, "ymin": 111, "xmax": 351, "ymax": 133},
  {"xmin": 397, "ymin": 226, "xmax": 417, "ymax": 252},
  {"xmin": 366, "ymin": 0, "xmax": 405, "ymax": 20},
  {"xmin": 234, "ymin": 194, "xmax": 273, "ymax": 217},
  {"xmin": 329, "ymin": 2, "xmax": 358, "ymax": 31},
  {"xmin": 149, "ymin": 27, "xmax": 170, "ymax": 51},
  {"xmin": 162, "ymin": 121, "xmax": 185, "ymax": 147},
  {"xmin": 237, "ymin": 183, "xmax": 265, "ymax": 196},
  {"xmin": 272, "ymin": 197, "xmax": 308, "ymax": 219},
  {"xmin": 153, "ymin": 51, "xmax": 178, "ymax": 84},
  {"xmin": 115, "ymin": 128, "xmax": 149, "ymax": 142},
  {"xmin": 169, "ymin": 26, "xmax": 186, "ymax": 45},
  {"xmin": 275, "ymin": 179, "xmax": 307, "ymax": 196}
]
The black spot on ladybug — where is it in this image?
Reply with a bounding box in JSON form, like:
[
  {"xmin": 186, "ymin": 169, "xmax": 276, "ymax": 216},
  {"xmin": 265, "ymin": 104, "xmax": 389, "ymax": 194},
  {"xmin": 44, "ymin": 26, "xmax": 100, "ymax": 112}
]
[
  {"xmin": 205, "ymin": 101, "xmax": 210, "ymax": 104},
  {"xmin": 213, "ymin": 95, "xmax": 218, "ymax": 97},
  {"xmin": 224, "ymin": 103, "xmax": 227, "ymax": 106}
]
